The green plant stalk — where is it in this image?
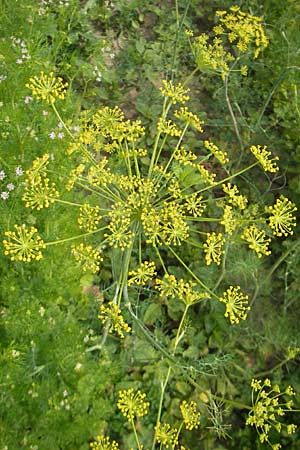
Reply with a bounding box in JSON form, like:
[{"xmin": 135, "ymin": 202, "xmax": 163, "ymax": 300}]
[
  {"xmin": 130, "ymin": 418, "xmax": 143, "ymax": 450},
  {"xmin": 148, "ymin": 99, "xmax": 171, "ymax": 177},
  {"xmin": 151, "ymin": 303, "xmax": 190, "ymax": 450},
  {"xmin": 45, "ymin": 226, "xmax": 106, "ymax": 246},
  {"xmin": 51, "ymin": 103, "xmax": 74, "ymax": 139},
  {"xmin": 167, "ymin": 245, "xmax": 218, "ymax": 299}
]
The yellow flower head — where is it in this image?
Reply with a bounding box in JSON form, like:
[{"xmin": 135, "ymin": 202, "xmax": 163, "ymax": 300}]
[
  {"xmin": 157, "ymin": 117, "xmax": 181, "ymax": 137},
  {"xmin": 241, "ymin": 225, "xmax": 271, "ymax": 257},
  {"xmin": 174, "ymin": 107, "xmax": 204, "ymax": 133},
  {"xmin": 117, "ymin": 388, "xmax": 149, "ymax": 421},
  {"xmin": 159, "ymin": 79, "xmax": 190, "ymax": 104},
  {"xmin": 26, "ymin": 71, "xmax": 68, "ymax": 104},
  {"xmin": 98, "ymin": 302, "xmax": 131, "ymax": 338},
  {"xmin": 219, "ymin": 286, "xmax": 250, "ymax": 324},
  {"xmin": 71, "ymin": 243, "xmax": 103, "ymax": 273},
  {"xmin": 22, "ymin": 177, "xmax": 59, "ymax": 210},
  {"xmin": 155, "ymin": 422, "xmax": 178, "ymax": 448},
  {"xmin": 25, "ymin": 153, "xmax": 51, "ymax": 186},
  {"xmin": 250, "ymin": 145, "xmax": 279, "ymax": 173},
  {"xmin": 3, "ymin": 224, "xmax": 46, "ymax": 262},
  {"xmin": 180, "ymin": 400, "xmax": 201, "ymax": 430},
  {"xmin": 204, "ymin": 140, "xmax": 229, "ymax": 165},
  {"xmin": 203, "ymin": 232, "xmax": 225, "ymax": 266},
  {"xmin": 184, "ymin": 193, "xmax": 206, "ymax": 217},
  {"xmin": 78, "ymin": 204, "xmax": 102, "ymax": 232},
  {"xmin": 266, "ymin": 195, "xmax": 297, "ymax": 237},
  {"xmin": 247, "ymin": 379, "xmax": 297, "ymax": 447},
  {"xmin": 155, "ymin": 274, "xmax": 178, "ymax": 299},
  {"xmin": 90, "ymin": 435, "xmax": 119, "ymax": 450},
  {"xmin": 128, "ymin": 261, "xmax": 157, "ymax": 286}
]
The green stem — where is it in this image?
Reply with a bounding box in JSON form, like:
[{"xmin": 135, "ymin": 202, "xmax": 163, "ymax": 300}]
[
  {"xmin": 45, "ymin": 226, "xmax": 106, "ymax": 246},
  {"xmin": 167, "ymin": 245, "xmax": 218, "ymax": 299},
  {"xmin": 130, "ymin": 418, "xmax": 142, "ymax": 450},
  {"xmin": 51, "ymin": 103, "xmax": 74, "ymax": 139},
  {"xmin": 184, "ymin": 161, "xmax": 259, "ymax": 197},
  {"xmin": 224, "ymin": 71, "xmax": 243, "ymax": 151}
]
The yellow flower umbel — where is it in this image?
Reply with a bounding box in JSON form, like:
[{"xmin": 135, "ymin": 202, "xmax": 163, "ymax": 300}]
[
  {"xmin": 192, "ymin": 34, "xmax": 234, "ymax": 78},
  {"xmin": 90, "ymin": 435, "xmax": 119, "ymax": 450},
  {"xmin": 98, "ymin": 302, "xmax": 131, "ymax": 338},
  {"xmin": 250, "ymin": 145, "xmax": 279, "ymax": 173},
  {"xmin": 204, "ymin": 140, "xmax": 229, "ymax": 165},
  {"xmin": 157, "ymin": 118, "xmax": 181, "ymax": 137},
  {"xmin": 3, "ymin": 224, "xmax": 46, "ymax": 262},
  {"xmin": 25, "ymin": 153, "xmax": 51, "ymax": 185},
  {"xmin": 128, "ymin": 261, "xmax": 157, "ymax": 286},
  {"xmin": 26, "ymin": 71, "xmax": 68, "ymax": 104},
  {"xmin": 246, "ymin": 378, "xmax": 297, "ymax": 448},
  {"xmin": 78, "ymin": 204, "xmax": 102, "ymax": 232},
  {"xmin": 203, "ymin": 232, "xmax": 225, "ymax": 266},
  {"xmin": 180, "ymin": 400, "xmax": 201, "ymax": 430},
  {"xmin": 159, "ymin": 79, "xmax": 190, "ymax": 104},
  {"xmin": 219, "ymin": 286, "xmax": 250, "ymax": 324},
  {"xmin": 174, "ymin": 107, "xmax": 204, "ymax": 133},
  {"xmin": 215, "ymin": 6, "xmax": 269, "ymax": 59},
  {"xmin": 22, "ymin": 177, "xmax": 59, "ymax": 210},
  {"xmin": 241, "ymin": 225, "xmax": 271, "ymax": 257},
  {"xmin": 71, "ymin": 243, "xmax": 103, "ymax": 273},
  {"xmin": 117, "ymin": 388, "xmax": 149, "ymax": 421},
  {"xmin": 222, "ymin": 183, "xmax": 248, "ymax": 210},
  {"xmin": 155, "ymin": 422, "xmax": 178, "ymax": 448},
  {"xmin": 266, "ymin": 195, "xmax": 297, "ymax": 237},
  {"xmin": 184, "ymin": 193, "xmax": 206, "ymax": 218}
]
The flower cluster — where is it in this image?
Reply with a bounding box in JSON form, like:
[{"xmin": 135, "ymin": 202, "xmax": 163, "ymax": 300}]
[
  {"xmin": 71, "ymin": 244, "xmax": 103, "ymax": 273},
  {"xmin": 246, "ymin": 379, "xmax": 297, "ymax": 448},
  {"xmin": 215, "ymin": 6, "xmax": 269, "ymax": 58},
  {"xmin": 155, "ymin": 422, "xmax": 178, "ymax": 448},
  {"xmin": 128, "ymin": 261, "xmax": 157, "ymax": 286},
  {"xmin": 160, "ymin": 79, "xmax": 190, "ymax": 104},
  {"xmin": 90, "ymin": 435, "xmax": 119, "ymax": 450},
  {"xmin": 250, "ymin": 145, "xmax": 279, "ymax": 173},
  {"xmin": 22, "ymin": 176, "xmax": 59, "ymax": 210},
  {"xmin": 266, "ymin": 195, "xmax": 297, "ymax": 237},
  {"xmin": 156, "ymin": 274, "xmax": 209, "ymax": 306},
  {"xmin": 26, "ymin": 71, "xmax": 68, "ymax": 104},
  {"xmin": 219, "ymin": 286, "xmax": 250, "ymax": 324},
  {"xmin": 78, "ymin": 204, "xmax": 102, "ymax": 232},
  {"xmin": 98, "ymin": 302, "xmax": 131, "ymax": 338},
  {"xmin": 241, "ymin": 225, "xmax": 271, "ymax": 257},
  {"xmin": 3, "ymin": 224, "xmax": 46, "ymax": 262},
  {"xmin": 180, "ymin": 400, "xmax": 201, "ymax": 430},
  {"xmin": 203, "ymin": 232, "xmax": 225, "ymax": 266},
  {"xmin": 117, "ymin": 389, "xmax": 149, "ymax": 421}
]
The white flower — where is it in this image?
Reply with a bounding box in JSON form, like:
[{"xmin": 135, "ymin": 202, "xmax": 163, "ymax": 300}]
[
  {"xmin": 24, "ymin": 96, "xmax": 33, "ymax": 104},
  {"xmin": 49, "ymin": 131, "xmax": 56, "ymax": 139},
  {"xmin": 58, "ymin": 132, "xmax": 65, "ymax": 139},
  {"xmin": 1, "ymin": 191, "xmax": 9, "ymax": 200},
  {"xmin": 57, "ymin": 122, "xmax": 63, "ymax": 129},
  {"xmin": 16, "ymin": 59, "xmax": 23, "ymax": 64},
  {"xmin": 0, "ymin": 169, "xmax": 6, "ymax": 180},
  {"xmin": 0, "ymin": 75, "xmax": 7, "ymax": 83},
  {"xmin": 7, "ymin": 183, "xmax": 15, "ymax": 191},
  {"xmin": 42, "ymin": 110, "xmax": 49, "ymax": 116},
  {"xmin": 39, "ymin": 306, "xmax": 45, "ymax": 317},
  {"xmin": 15, "ymin": 166, "xmax": 24, "ymax": 176},
  {"xmin": 75, "ymin": 362, "xmax": 82, "ymax": 372}
]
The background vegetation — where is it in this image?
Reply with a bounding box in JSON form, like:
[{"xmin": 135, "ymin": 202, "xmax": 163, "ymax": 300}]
[{"xmin": 0, "ymin": 1, "xmax": 299, "ymax": 449}]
